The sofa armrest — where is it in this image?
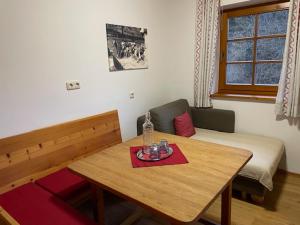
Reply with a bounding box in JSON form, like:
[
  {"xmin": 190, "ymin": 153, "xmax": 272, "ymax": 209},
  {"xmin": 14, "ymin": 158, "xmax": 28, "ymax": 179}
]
[
  {"xmin": 191, "ymin": 107, "xmax": 235, "ymax": 133},
  {"xmin": 137, "ymin": 115, "xmax": 145, "ymax": 136}
]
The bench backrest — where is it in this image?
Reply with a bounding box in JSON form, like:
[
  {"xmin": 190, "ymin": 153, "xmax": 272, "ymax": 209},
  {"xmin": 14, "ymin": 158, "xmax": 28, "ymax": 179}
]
[{"xmin": 0, "ymin": 110, "xmax": 122, "ymax": 194}]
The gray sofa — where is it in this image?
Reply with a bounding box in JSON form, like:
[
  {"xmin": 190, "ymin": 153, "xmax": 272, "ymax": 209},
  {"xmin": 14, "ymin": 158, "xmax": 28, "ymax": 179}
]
[
  {"xmin": 137, "ymin": 99, "xmax": 284, "ymax": 202},
  {"xmin": 137, "ymin": 99, "xmax": 235, "ymax": 135}
]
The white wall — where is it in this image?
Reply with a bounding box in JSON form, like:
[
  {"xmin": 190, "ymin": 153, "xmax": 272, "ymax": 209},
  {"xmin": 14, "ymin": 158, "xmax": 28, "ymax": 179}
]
[
  {"xmin": 165, "ymin": 0, "xmax": 300, "ymax": 174},
  {"xmin": 0, "ymin": 0, "xmax": 177, "ymax": 140}
]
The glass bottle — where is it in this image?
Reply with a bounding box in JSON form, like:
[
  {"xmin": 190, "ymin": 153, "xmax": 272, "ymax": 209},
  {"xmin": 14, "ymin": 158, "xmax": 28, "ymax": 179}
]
[{"xmin": 143, "ymin": 112, "xmax": 154, "ymax": 154}]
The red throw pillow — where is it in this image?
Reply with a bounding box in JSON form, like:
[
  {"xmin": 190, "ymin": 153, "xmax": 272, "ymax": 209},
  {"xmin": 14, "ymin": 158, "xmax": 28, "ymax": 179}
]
[{"xmin": 174, "ymin": 112, "xmax": 196, "ymax": 137}]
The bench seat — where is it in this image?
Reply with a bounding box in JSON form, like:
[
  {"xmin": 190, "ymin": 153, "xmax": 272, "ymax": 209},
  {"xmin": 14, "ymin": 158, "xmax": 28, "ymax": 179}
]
[
  {"xmin": 36, "ymin": 168, "xmax": 90, "ymax": 201},
  {"xmin": 0, "ymin": 183, "xmax": 96, "ymax": 225}
]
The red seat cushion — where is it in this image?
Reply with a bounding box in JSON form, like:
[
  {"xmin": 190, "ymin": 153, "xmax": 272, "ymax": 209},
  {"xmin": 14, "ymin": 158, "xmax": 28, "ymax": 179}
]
[
  {"xmin": 36, "ymin": 168, "xmax": 90, "ymax": 200},
  {"xmin": 0, "ymin": 183, "xmax": 96, "ymax": 225},
  {"xmin": 174, "ymin": 111, "xmax": 196, "ymax": 137}
]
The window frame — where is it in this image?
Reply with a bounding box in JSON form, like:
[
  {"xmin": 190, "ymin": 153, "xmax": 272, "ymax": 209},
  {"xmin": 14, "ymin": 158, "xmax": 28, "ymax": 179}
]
[{"xmin": 219, "ymin": 2, "xmax": 290, "ymax": 97}]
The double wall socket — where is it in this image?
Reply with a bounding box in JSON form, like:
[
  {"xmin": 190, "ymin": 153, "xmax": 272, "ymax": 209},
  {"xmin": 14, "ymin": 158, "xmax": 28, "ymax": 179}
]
[{"xmin": 66, "ymin": 81, "xmax": 80, "ymax": 90}]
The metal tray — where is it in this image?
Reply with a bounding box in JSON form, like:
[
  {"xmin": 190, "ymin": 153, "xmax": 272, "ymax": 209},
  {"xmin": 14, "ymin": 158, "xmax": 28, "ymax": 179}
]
[{"xmin": 136, "ymin": 147, "xmax": 173, "ymax": 162}]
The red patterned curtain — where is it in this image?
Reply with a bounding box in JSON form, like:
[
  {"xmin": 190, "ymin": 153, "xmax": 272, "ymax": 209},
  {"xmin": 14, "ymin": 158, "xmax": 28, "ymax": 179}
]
[
  {"xmin": 276, "ymin": 0, "xmax": 300, "ymax": 118},
  {"xmin": 194, "ymin": 0, "xmax": 220, "ymax": 108}
]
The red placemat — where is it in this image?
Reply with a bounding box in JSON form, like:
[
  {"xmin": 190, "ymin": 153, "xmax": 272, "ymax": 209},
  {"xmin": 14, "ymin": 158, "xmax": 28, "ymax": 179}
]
[{"xmin": 130, "ymin": 144, "xmax": 189, "ymax": 168}]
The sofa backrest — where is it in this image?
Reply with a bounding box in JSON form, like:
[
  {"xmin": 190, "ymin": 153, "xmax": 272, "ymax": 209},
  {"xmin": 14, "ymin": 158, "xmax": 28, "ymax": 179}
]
[
  {"xmin": 0, "ymin": 110, "xmax": 122, "ymax": 194},
  {"xmin": 148, "ymin": 99, "xmax": 191, "ymax": 134},
  {"xmin": 191, "ymin": 107, "xmax": 235, "ymax": 133},
  {"xmin": 137, "ymin": 99, "xmax": 235, "ymax": 135},
  {"xmin": 137, "ymin": 99, "xmax": 191, "ymax": 135}
]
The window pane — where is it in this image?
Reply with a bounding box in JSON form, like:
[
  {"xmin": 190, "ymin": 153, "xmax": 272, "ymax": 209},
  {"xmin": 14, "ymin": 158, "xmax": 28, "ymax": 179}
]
[
  {"xmin": 226, "ymin": 64, "xmax": 252, "ymax": 84},
  {"xmin": 227, "ymin": 40, "xmax": 254, "ymax": 61},
  {"xmin": 256, "ymin": 38, "xmax": 286, "ymax": 60},
  {"xmin": 255, "ymin": 63, "xmax": 282, "ymax": 85},
  {"xmin": 228, "ymin": 15, "xmax": 255, "ymax": 39},
  {"xmin": 258, "ymin": 10, "xmax": 289, "ymax": 36}
]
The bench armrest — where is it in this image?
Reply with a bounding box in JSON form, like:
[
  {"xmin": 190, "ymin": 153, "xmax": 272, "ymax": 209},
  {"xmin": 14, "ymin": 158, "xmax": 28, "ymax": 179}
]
[
  {"xmin": 191, "ymin": 107, "xmax": 235, "ymax": 133},
  {"xmin": 0, "ymin": 207, "xmax": 20, "ymax": 225}
]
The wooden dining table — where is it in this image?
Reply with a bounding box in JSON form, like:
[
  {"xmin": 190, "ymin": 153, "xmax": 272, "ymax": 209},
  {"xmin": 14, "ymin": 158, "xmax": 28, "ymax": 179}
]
[{"xmin": 68, "ymin": 131, "xmax": 252, "ymax": 225}]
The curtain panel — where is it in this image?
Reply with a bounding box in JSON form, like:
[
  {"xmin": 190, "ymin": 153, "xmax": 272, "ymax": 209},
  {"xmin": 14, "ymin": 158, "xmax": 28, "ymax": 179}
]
[
  {"xmin": 194, "ymin": 0, "xmax": 220, "ymax": 108},
  {"xmin": 276, "ymin": 0, "xmax": 300, "ymax": 118}
]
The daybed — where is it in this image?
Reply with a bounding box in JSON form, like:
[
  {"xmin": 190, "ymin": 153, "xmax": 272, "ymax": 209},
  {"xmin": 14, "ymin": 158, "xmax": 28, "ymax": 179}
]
[{"xmin": 137, "ymin": 99, "xmax": 284, "ymax": 202}]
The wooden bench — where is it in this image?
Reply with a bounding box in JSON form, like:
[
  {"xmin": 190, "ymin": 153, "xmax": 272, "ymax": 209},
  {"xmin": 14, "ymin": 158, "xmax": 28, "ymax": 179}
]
[
  {"xmin": 0, "ymin": 110, "xmax": 122, "ymax": 224},
  {"xmin": 0, "ymin": 207, "xmax": 20, "ymax": 225}
]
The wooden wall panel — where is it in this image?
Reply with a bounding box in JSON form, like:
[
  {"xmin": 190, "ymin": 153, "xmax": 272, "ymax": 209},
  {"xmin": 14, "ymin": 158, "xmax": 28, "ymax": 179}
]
[{"xmin": 0, "ymin": 110, "xmax": 122, "ymax": 193}]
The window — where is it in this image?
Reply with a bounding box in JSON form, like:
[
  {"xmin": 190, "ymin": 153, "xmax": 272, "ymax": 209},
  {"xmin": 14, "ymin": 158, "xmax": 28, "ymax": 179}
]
[{"xmin": 218, "ymin": 2, "xmax": 289, "ymax": 97}]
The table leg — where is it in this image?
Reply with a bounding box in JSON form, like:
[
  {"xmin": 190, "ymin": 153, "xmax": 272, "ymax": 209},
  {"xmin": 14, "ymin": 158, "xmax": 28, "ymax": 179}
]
[
  {"xmin": 96, "ymin": 188, "xmax": 105, "ymax": 225},
  {"xmin": 221, "ymin": 182, "xmax": 232, "ymax": 225},
  {"xmin": 120, "ymin": 207, "xmax": 150, "ymax": 225},
  {"xmin": 170, "ymin": 221, "xmax": 183, "ymax": 225}
]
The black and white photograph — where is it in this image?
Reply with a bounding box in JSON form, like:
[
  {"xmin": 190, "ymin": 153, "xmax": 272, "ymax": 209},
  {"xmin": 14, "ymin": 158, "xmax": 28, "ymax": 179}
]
[{"xmin": 106, "ymin": 23, "xmax": 148, "ymax": 72}]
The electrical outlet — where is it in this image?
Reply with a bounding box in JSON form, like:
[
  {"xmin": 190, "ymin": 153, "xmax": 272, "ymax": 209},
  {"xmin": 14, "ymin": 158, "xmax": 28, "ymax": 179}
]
[
  {"xmin": 129, "ymin": 92, "xmax": 135, "ymax": 99},
  {"xmin": 66, "ymin": 81, "xmax": 80, "ymax": 90}
]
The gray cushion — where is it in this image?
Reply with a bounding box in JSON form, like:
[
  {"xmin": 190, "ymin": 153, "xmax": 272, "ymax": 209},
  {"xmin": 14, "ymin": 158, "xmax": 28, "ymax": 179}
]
[{"xmin": 149, "ymin": 99, "xmax": 191, "ymax": 134}]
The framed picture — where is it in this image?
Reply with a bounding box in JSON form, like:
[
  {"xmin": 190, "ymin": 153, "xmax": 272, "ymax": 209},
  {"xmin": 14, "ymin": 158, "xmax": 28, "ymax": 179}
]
[{"xmin": 106, "ymin": 24, "xmax": 148, "ymax": 72}]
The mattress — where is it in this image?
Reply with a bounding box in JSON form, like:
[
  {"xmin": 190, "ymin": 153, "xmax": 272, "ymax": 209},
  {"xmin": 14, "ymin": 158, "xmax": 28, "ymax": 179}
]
[{"xmin": 191, "ymin": 128, "xmax": 284, "ymax": 191}]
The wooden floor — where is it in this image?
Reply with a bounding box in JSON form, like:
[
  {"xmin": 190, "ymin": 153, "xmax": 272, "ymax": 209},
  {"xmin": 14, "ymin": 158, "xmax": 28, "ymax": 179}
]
[{"xmin": 203, "ymin": 171, "xmax": 300, "ymax": 225}]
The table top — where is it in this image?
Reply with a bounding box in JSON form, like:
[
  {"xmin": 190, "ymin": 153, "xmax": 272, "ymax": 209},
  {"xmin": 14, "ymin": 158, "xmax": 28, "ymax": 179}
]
[{"xmin": 68, "ymin": 132, "xmax": 252, "ymax": 224}]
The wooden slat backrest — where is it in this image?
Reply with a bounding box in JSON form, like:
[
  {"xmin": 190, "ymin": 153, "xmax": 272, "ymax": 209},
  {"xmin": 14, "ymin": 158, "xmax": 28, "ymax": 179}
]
[{"xmin": 0, "ymin": 110, "xmax": 122, "ymax": 194}]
